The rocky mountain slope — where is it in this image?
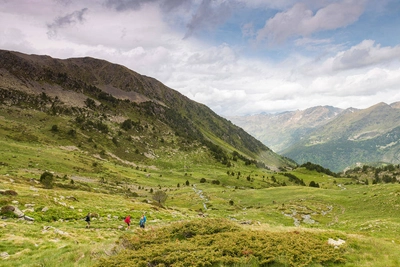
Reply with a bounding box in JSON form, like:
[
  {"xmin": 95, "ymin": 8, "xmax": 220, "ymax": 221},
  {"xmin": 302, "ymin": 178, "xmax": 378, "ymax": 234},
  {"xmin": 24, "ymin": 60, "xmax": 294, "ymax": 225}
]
[
  {"xmin": 0, "ymin": 49, "xmax": 293, "ymax": 169},
  {"xmin": 228, "ymin": 106, "xmax": 344, "ymax": 153},
  {"xmin": 229, "ymin": 103, "xmax": 400, "ymax": 172}
]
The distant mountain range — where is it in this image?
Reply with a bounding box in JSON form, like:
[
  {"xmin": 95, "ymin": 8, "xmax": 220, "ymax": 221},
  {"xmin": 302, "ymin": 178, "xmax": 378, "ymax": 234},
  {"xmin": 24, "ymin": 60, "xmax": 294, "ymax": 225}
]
[
  {"xmin": 0, "ymin": 49, "xmax": 293, "ymax": 170},
  {"xmin": 228, "ymin": 102, "xmax": 400, "ymax": 172}
]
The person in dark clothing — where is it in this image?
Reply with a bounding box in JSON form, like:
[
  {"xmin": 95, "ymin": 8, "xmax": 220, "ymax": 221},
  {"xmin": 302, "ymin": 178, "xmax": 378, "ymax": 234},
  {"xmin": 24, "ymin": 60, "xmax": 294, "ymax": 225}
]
[{"xmin": 85, "ymin": 213, "xmax": 91, "ymax": 228}]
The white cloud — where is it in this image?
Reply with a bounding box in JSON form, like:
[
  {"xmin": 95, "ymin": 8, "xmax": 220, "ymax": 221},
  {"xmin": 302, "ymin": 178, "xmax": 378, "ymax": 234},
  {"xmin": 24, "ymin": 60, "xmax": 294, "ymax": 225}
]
[
  {"xmin": 0, "ymin": 0, "xmax": 399, "ymax": 117},
  {"xmin": 257, "ymin": 0, "xmax": 365, "ymax": 44},
  {"xmin": 332, "ymin": 40, "xmax": 400, "ymax": 70}
]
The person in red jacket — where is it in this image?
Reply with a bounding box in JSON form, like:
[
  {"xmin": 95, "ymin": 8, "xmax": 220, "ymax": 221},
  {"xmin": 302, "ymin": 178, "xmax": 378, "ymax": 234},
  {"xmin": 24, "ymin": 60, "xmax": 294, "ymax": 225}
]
[{"xmin": 124, "ymin": 215, "xmax": 131, "ymax": 230}]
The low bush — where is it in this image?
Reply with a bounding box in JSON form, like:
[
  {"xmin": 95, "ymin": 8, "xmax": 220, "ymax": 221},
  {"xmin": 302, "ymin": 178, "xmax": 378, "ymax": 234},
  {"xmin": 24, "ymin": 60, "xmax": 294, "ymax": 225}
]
[
  {"xmin": 0, "ymin": 190, "xmax": 18, "ymax": 196},
  {"xmin": 96, "ymin": 219, "xmax": 346, "ymax": 267}
]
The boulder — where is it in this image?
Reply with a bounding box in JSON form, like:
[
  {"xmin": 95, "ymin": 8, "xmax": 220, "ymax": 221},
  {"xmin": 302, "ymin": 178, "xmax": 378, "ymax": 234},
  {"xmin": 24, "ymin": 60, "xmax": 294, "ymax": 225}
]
[
  {"xmin": 24, "ymin": 215, "xmax": 35, "ymax": 221},
  {"xmin": 13, "ymin": 207, "xmax": 24, "ymax": 218}
]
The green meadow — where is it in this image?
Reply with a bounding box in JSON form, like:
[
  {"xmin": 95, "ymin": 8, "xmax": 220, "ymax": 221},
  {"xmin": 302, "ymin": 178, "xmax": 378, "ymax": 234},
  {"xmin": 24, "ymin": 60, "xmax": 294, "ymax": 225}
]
[
  {"xmin": 1, "ymin": 105, "xmax": 400, "ymax": 267},
  {"xmin": 2, "ymin": 137, "xmax": 400, "ymax": 267}
]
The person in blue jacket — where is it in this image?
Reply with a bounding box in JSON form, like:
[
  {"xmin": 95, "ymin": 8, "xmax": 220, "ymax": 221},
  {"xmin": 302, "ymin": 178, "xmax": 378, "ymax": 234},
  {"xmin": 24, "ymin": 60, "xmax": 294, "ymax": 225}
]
[{"xmin": 139, "ymin": 213, "xmax": 147, "ymax": 228}]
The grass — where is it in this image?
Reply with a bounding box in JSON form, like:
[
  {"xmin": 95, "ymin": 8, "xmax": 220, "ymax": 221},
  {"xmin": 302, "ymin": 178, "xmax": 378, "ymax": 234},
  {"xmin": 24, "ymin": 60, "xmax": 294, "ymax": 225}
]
[{"xmin": 2, "ymin": 107, "xmax": 400, "ymax": 266}]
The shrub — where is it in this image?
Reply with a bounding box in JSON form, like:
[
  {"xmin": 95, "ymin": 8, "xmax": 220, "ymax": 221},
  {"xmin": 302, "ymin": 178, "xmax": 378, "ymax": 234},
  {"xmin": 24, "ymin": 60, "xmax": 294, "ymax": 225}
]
[
  {"xmin": 40, "ymin": 171, "xmax": 54, "ymax": 189},
  {"xmin": 152, "ymin": 190, "xmax": 168, "ymax": 205},
  {"xmin": 0, "ymin": 190, "xmax": 18, "ymax": 196},
  {"xmin": 0, "ymin": 205, "xmax": 17, "ymax": 218},
  {"xmin": 95, "ymin": 219, "xmax": 345, "ymax": 267},
  {"xmin": 200, "ymin": 178, "xmax": 206, "ymax": 183}
]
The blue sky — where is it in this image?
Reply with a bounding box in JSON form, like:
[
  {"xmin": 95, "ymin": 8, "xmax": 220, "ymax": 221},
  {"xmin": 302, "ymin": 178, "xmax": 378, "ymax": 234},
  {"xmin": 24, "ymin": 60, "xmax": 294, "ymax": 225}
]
[{"xmin": 1, "ymin": 0, "xmax": 400, "ymax": 116}]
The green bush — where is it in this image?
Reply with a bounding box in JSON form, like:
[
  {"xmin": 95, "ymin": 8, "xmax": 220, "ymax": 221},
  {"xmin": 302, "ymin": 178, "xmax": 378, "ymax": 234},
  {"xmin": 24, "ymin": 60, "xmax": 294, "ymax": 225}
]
[
  {"xmin": 95, "ymin": 219, "xmax": 346, "ymax": 267},
  {"xmin": 40, "ymin": 171, "xmax": 54, "ymax": 189}
]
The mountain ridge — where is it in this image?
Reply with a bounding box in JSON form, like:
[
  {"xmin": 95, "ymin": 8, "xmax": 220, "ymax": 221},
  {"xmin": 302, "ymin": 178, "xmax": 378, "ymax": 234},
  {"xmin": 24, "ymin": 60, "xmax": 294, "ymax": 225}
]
[
  {"xmin": 0, "ymin": 49, "xmax": 293, "ymax": 170},
  {"xmin": 229, "ymin": 102, "xmax": 400, "ymax": 172}
]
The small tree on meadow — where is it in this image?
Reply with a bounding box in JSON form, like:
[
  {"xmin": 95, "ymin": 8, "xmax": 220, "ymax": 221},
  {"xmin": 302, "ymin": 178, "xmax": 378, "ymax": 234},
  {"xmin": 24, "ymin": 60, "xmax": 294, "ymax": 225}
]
[
  {"xmin": 40, "ymin": 171, "xmax": 54, "ymax": 189},
  {"xmin": 153, "ymin": 190, "xmax": 168, "ymax": 205}
]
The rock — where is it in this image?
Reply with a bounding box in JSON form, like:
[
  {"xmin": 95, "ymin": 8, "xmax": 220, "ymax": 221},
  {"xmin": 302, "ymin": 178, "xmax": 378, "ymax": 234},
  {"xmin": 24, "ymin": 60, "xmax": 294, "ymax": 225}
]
[
  {"xmin": 30, "ymin": 186, "xmax": 38, "ymax": 192},
  {"xmin": 54, "ymin": 229, "xmax": 68, "ymax": 236},
  {"xmin": 328, "ymin": 238, "xmax": 346, "ymax": 248},
  {"xmin": 24, "ymin": 215, "xmax": 34, "ymax": 221},
  {"xmin": 0, "ymin": 252, "xmax": 10, "ymax": 259},
  {"xmin": 42, "ymin": 207, "xmax": 49, "ymax": 212},
  {"xmin": 25, "ymin": 204, "xmax": 35, "ymax": 208},
  {"xmin": 13, "ymin": 207, "xmax": 24, "ymax": 218},
  {"xmin": 43, "ymin": 226, "xmax": 53, "ymax": 231},
  {"xmin": 11, "ymin": 200, "xmax": 19, "ymax": 205}
]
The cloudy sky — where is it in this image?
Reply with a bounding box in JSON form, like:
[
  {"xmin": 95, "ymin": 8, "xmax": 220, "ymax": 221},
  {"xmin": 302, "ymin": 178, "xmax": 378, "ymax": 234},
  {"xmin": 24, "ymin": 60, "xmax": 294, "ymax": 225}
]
[{"xmin": 1, "ymin": 0, "xmax": 400, "ymax": 116}]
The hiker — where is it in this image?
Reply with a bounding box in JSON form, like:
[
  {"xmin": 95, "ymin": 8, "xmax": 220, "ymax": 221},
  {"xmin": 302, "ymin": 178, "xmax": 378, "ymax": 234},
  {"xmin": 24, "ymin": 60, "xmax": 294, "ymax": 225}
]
[
  {"xmin": 124, "ymin": 215, "xmax": 131, "ymax": 230},
  {"xmin": 139, "ymin": 213, "xmax": 146, "ymax": 228},
  {"xmin": 85, "ymin": 213, "xmax": 91, "ymax": 228}
]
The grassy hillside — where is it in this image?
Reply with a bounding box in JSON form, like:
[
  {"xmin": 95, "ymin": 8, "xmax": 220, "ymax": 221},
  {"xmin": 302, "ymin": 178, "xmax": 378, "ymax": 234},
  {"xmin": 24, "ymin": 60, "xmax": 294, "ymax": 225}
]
[
  {"xmin": 2, "ymin": 116, "xmax": 400, "ymax": 266},
  {"xmin": 0, "ymin": 49, "xmax": 292, "ymax": 169},
  {"xmin": 3, "ymin": 150, "xmax": 400, "ymax": 266}
]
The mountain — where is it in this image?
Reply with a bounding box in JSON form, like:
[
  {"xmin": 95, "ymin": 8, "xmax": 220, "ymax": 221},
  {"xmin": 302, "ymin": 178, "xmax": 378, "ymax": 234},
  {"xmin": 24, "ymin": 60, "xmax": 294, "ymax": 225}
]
[
  {"xmin": 227, "ymin": 105, "xmax": 344, "ymax": 153},
  {"xmin": 0, "ymin": 49, "xmax": 293, "ymax": 169},
  {"xmin": 229, "ymin": 103, "xmax": 400, "ymax": 172}
]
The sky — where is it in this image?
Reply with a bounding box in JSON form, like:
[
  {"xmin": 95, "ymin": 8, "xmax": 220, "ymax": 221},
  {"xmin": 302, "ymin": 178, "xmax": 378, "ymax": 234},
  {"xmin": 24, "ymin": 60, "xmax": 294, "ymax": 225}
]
[{"xmin": 1, "ymin": 0, "xmax": 400, "ymax": 116}]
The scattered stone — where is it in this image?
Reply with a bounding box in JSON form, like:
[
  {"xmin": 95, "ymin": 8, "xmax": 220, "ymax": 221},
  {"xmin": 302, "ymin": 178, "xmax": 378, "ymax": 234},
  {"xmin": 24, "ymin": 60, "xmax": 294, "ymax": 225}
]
[
  {"xmin": 43, "ymin": 226, "xmax": 53, "ymax": 231},
  {"xmin": 24, "ymin": 215, "xmax": 34, "ymax": 221},
  {"xmin": 66, "ymin": 196, "xmax": 79, "ymax": 201},
  {"xmin": 0, "ymin": 252, "xmax": 10, "ymax": 259},
  {"xmin": 328, "ymin": 238, "xmax": 346, "ymax": 248},
  {"xmin": 69, "ymin": 206, "xmax": 74, "ymax": 210},
  {"xmin": 13, "ymin": 207, "xmax": 24, "ymax": 218},
  {"xmin": 301, "ymin": 214, "xmax": 316, "ymax": 224},
  {"xmin": 54, "ymin": 229, "xmax": 68, "ymax": 236},
  {"xmin": 25, "ymin": 204, "xmax": 35, "ymax": 208},
  {"xmin": 11, "ymin": 200, "xmax": 19, "ymax": 205},
  {"xmin": 42, "ymin": 207, "xmax": 49, "ymax": 212},
  {"xmin": 30, "ymin": 186, "xmax": 38, "ymax": 192}
]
